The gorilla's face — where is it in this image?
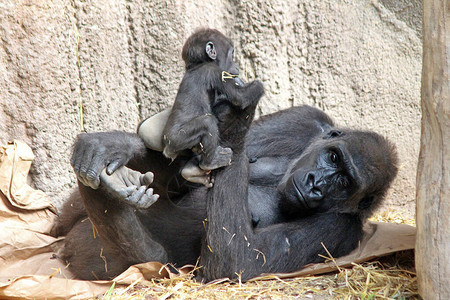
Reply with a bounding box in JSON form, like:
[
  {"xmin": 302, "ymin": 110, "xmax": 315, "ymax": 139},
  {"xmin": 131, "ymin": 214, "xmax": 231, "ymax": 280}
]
[
  {"xmin": 279, "ymin": 138, "xmax": 358, "ymax": 212},
  {"xmin": 278, "ymin": 129, "xmax": 398, "ymax": 217}
]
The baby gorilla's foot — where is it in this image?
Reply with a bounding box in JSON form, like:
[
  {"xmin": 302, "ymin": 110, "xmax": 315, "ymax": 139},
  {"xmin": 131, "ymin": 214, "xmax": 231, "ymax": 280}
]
[
  {"xmin": 100, "ymin": 166, "xmax": 159, "ymax": 209},
  {"xmin": 182, "ymin": 158, "xmax": 214, "ymax": 188},
  {"xmin": 199, "ymin": 146, "xmax": 233, "ymax": 171}
]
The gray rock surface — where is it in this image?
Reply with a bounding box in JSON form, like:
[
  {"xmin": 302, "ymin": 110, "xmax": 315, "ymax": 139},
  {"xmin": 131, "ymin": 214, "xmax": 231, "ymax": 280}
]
[{"xmin": 0, "ymin": 0, "xmax": 421, "ymax": 217}]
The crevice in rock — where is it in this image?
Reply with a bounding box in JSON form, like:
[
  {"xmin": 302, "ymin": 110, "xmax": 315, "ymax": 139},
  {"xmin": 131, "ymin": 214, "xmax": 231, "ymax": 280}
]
[
  {"xmin": 125, "ymin": 0, "xmax": 142, "ymax": 121},
  {"xmin": 71, "ymin": 0, "xmax": 85, "ymax": 132}
]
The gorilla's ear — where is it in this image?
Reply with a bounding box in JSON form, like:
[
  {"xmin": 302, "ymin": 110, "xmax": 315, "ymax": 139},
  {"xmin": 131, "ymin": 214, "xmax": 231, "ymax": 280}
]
[
  {"xmin": 324, "ymin": 130, "xmax": 344, "ymax": 139},
  {"xmin": 206, "ymin": 42, "xmax": 217, "ymax": 60},
  {"xmin": 358, "ymin": 196, "xmax": 374, "ymax": 210}
]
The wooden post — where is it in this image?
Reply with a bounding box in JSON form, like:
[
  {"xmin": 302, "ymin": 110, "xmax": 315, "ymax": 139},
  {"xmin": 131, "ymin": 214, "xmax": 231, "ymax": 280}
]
[{"xmin": 416, "ymin": 0, "xmax": 449, "ymax": 298}]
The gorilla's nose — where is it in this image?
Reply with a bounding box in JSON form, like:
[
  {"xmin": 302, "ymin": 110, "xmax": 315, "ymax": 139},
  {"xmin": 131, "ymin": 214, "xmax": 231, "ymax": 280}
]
[{"xmin": 304, "ymin": 172, "xmax": 325, "ymax": 203}]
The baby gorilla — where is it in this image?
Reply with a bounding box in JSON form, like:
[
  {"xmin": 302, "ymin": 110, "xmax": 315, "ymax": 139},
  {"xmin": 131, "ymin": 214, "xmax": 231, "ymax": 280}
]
[{"xmin": 162, "ymin": 28, "xmax": 263, "ymax": 187}]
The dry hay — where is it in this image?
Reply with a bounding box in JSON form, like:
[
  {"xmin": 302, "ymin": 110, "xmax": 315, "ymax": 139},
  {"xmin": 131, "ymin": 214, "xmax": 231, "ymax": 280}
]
[{"xmin": 105, "ymin": 210, "xmax": 417, "ymax": 299}]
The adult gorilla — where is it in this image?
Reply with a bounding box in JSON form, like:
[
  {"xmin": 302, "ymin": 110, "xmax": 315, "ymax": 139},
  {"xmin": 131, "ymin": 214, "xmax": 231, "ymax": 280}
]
[{"xmin": 54, "ymin": 100, "xmax": 398, "ymax": 281}]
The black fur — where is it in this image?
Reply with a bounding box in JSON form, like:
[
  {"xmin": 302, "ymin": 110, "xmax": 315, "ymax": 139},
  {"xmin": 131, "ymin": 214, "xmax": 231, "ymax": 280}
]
[{"xmin": 55, "ymin": 104, "xmax": 398, "ymax": 281}]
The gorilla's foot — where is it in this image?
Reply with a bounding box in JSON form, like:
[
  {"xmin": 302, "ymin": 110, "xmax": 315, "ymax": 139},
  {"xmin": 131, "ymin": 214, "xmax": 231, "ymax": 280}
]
[
  {"xmin": 182, "ymin": 158, "xmax": 214, "ymax": 188},
  {"xmin": 100, "ymin": 166, "xmax": 159, "ymax": 209},
  {"xmin": 199, "ymin": 146, "xmax": 233, "ymax": 171}
]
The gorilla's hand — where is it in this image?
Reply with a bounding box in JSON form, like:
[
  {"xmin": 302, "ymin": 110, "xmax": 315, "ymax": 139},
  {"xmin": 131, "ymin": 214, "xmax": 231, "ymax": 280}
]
[
  {"xmin": 71, "ymin": 131, "xmax": 147, "ymax": 189},
  {"xmin": 100, "ymin": 167, "xmax": 160, "ymax": 209},
  {"xmin": 231, "ymin": 80, "xmax": 264, "ymax": 109}
]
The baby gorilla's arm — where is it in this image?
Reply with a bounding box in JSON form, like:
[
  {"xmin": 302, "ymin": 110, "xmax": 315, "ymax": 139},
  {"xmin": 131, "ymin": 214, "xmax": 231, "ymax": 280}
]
[
  {"xmin": 138, "ymin": 109, "xmax": 215, "ymax": 188},
  {"xmin": 100, "ymin": 166, "xmax": 159, "ymax": 209}
]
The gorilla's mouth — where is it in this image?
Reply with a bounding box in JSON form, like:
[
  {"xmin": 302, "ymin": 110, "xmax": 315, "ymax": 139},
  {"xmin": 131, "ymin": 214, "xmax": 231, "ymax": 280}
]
[{"xmin": 291, "ymin": 177, "xmax": 310, "ymax": 210}]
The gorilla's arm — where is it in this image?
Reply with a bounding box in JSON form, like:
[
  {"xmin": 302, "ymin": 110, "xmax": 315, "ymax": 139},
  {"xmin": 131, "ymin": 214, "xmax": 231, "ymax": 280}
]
[
  {"xmin": 199, "ymin": 106, "xmax": 363, "ymax": 282},
  {"xmin": 202, "ymin": 164, "xmax": 362, "ymax": 281},
  {"xmin": 247, "ymin": 105, "xmax": 334, "ymax": 159},
  {"xmin": 217, "ymin": 75, "xmax": 264, "ymax": 109},
  {"xmin": 71, "ymin": 130, "xmax": 187, "ymax": 198},
  {"xmin": 71, "ymin": 131, "xmax": 148, "ymax": 189},
  {"xmin": 65, "ymin": 129, "xmax": 203, "ymax": 279}
]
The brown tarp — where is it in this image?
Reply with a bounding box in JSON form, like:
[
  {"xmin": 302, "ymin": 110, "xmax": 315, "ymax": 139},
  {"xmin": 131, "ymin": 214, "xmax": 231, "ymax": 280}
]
[{"xmin": 0, "ymin": 140, "xmax": 416, "ymax": 299}]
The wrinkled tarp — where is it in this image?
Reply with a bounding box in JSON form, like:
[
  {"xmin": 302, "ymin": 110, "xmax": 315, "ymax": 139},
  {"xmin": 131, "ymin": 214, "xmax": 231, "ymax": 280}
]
[{"xmin": 0, "ymin": 140, "xmax": 416, "ymax": 299}]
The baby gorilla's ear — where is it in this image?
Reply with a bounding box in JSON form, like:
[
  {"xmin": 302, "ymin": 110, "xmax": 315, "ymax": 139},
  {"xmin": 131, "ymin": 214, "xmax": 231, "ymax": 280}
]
[{"xmin": 206, "ymin": 41, "xmax": 217, "ymax": 60}]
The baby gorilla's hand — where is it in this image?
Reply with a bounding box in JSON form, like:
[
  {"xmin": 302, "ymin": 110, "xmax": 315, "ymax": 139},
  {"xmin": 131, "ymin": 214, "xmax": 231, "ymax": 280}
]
[{"xmin": 100, "ymin": 166, "xmax": 159, "ymax": 209}]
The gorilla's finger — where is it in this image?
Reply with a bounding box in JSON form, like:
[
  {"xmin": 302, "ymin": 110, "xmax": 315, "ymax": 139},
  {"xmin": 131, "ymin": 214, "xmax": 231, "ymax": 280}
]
[
  {"xmin": 78, "ymin": 148, "xmax": 97, "ymax": 187},
  {"xmin": 137, "ymin": 188, "xmax": 153, "ymax": 205},
  {"xmin": 85, "ymin": 154, "xmax": 109, "ymax": 188},
  {"xmin": 147, "ymin": 190, "xmax": 160, "ymax": 202},
  {"xmin": 106, "ymin": 159, "xmax": 124, "ymax": 175},
  {"xmin": 73, "ymin": 152, "xmax": 96, "ymax": 188},
  {"xmin": 100, "ymin": 169, "xmax": 133, "ymax": 197},
  {"xmin": 126, "ymin": 186, "xmax": 147, "ymax": 204},
  {"xmin": 79, "ymin": 147, "xmax": 95, "ymax": 173},
  {"xmin": 140, "ymin": 172, "xmax": 154, "ymax": 186},
  {"xmin": 82, "ymin": 176, "xmax": 99, "ymax": 190},
  {"xmin": 83, "ymin": 170, "xmax": 100, "ymax": 189},
  {"xmin": 76, "ymin": 177, "xmax": 89, "ymax": 188},
  {"xmin": 137, "ymin": 189, "xmax": 159, "ymax": 209},
  {"xmin": 71, "ymin": 148, "xmax": 86, "ymax": 175},
  {"xmin": 125, "ymin": 169, "xmax": 141, "ymax": 186},
  {"xmin": 145, "ymin": 188, "xmax": 154, "ymax": 196},
  {"xmin": 99, "ymin": 173, "xmax": 115, "ymax": 192},
  {"xmin": 139, "ymin": 196, "xmax": 159, "ymax": 209},
  {"xmin": 123, "ymin": 185, "xmax": 138, "ymax": 197}
]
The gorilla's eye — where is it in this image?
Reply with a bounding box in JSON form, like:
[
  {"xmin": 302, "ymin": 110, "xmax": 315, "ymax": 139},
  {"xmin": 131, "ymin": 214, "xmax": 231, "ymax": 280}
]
[{"xmin": 329, "ymin": 151, "xmax": 338, "ymax": 163}]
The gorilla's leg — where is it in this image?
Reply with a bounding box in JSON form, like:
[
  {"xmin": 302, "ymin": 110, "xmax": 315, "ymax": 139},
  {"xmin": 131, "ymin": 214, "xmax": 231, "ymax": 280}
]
[
  {"xmin": 138, "ymin": 108, "xmax": 172, "ymax": 152},
  {"xmin": 139, "ymin": 109, "xmax": 229, "ymax": 187},
  {"xmin": 51, "ymin": 192, "xmax": 87, "ymax": 237},
  {"xmin": 62, "ymin": 217, "xmax": 128, "ymax": 280},
  {"xmin": 77, "ymin": 183, "xmax": 168, "ymax": 278},
  {"xmin": 163, "ymin": 114, "xmax": 233, "ymax": 171},
  {"xmin": 54, "ymin": 188, "xmax": 160, "ymax": 280}
]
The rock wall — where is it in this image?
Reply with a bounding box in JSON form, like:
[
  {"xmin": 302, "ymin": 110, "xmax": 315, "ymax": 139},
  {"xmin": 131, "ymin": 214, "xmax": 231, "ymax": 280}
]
[{"xmin": 0, "ymin": 0, "xmax": 422, "ymax": 217}]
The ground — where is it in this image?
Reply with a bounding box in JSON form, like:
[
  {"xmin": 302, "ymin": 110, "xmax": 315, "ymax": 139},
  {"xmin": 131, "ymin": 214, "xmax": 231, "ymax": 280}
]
[{"xmin": 105, "ymin": 210, "xmax": 417, "ymax": 299}]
